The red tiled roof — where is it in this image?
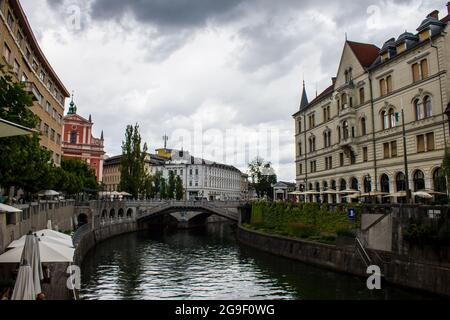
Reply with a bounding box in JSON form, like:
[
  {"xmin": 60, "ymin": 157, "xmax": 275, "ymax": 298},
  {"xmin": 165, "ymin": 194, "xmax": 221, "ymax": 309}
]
[
  {"xmin": 347, "ymin": 41, "xmax": 380, "ymax": 68},
  {"xmin": 441, "ymin": 14, "xmax": 450, "ymax": 23},
  {"xmin": 308, "ymin": 83, "xmax": 334, "ymax": 106}
]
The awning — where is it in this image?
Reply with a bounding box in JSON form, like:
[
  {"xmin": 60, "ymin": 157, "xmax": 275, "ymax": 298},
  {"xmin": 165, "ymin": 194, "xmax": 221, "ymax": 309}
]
[{"xmin": 0, "ymin": 118, "xmax": 36, "ymax": 138}]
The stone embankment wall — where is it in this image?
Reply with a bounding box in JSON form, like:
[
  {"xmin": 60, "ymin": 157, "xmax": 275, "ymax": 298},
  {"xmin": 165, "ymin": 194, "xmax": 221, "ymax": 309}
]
[{"xmin": 237, "ymin": 225, "xmax": 450, "ymax": 297}]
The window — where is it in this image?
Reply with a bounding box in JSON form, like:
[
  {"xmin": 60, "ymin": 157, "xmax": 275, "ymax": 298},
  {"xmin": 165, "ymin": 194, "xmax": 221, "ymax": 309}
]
[
  {"xmin": 309, "ymin": 114, "xmax": 316, "ymax": 128},
  {"xmin": 359, "ymin": 88, "xmax": 365, "ymax": 104},
  {"xmin": 413, "ymin": 170, "xmax": 425, "ymax": 191},
  {"xmin": 396, "ymin": 172, "xmax": 406, "ymax": 192},
  {"xmin": 70, "ymin": 131, "xmax": 77, "ymax": 144},
  {"xmin": 46, "ymin": 102, "xmax": 51, "ymax": 113},
  {"xmin": 297, "ymin": 142, "xmax": 302, "ymax": 156},
  {"xmin": 298, "ymin": 163, "xmax": 302, "ymax": 175},
  {"xmin": 383, "ymin": 143, "xmax": 390, "ymax": 158},
  {"xmin": 7, "ymin": 11, "xmax": 14, "ymax": 29},
  {"xmin": 420, "ymin": 59, "xmax": 429, "ymax": 79},
  {"xmin": 424, "ymin": 96, "xmax": 432, "ymax": 118},
  {"xmin": 3, "ymin": 43, "xmax": 11, "ymax": 63},
  {"xmin": 32, "ymin": 60, "xmax": 38, "ymax": 71},
  {"xmin": 417, "ymin": 135, "xmax": 425, "ymax": 153},
  {"xmin": 350, "ymin": 152, "xmax": 356, "ymax": 165},
  {"xmin": 389, "ymin": 108, "xmax": 396, "ymax": 128},
  {"xmin": 298, "ymin": 120, "xmax": 302, "ymax": 133},
  {"xmin": 380, "ymin": 78, "xmax": 386, "ymax": 96},
  {"xmin": 381, "ymin": 111, "xmax": 389, "ymax": 130},
  {"xmin": 426, "ymin": 132, "xmax": 435, "ymax": 151},
  {"xmin": 39, "ymin": 70, "xmax": 45, "ymax": 82},
  {"xmin": 361, "ymin": 118, "xmax": 367, "ymax": 135},
  {"xmin": 412, "ymin": 63, "xmax": 420, "ymax": 82},
  {"xmin": 323, "ymin": 131, "xmax": 331, "ymax": 148},
  {"xmin": 310, "ymin": 161, "xmax": 317, "ymax": 173},
  {"xmin": 25, "ymin": 48, "xmax": 31, "ymax": 61},
  {"xmin": 43, "ymin": 124, "xmax": 49, "ymax": 137},
  {"xmin": 309, "ymin": 136, "xmax": 316, "ymax": 152},
  {"xmin": 341, "ymin": 93, "xmax": 348, "ymax": 109},
  {"xmin": 343, "ymin": 121, "xmax": 349, "ymax": 140},
  {"xmin": 56, "ymin": 134, "xmax": 61, "ymax": 144},
  {"xmin": 414, "ymin": 99, "xmax": 424, "ymax": 120},
  {"xmin": 21, "ymin": 73, "xmax": 28, "ymax": 83},
  {"xmin": 339, "ymin": 153, "xmax": 344, "ymax": 167},
  {"xmin": 16, "ymin": 31, "xmax": 23, "ymax": 46},
  {"xmin": 13, "ymin": 59, "xmax": 19, "ymax": 74},
  {"xmin": 47, "ymin": 79, "xmax": 53, "ymax": 90},
  {"xmin": 195, "ymin": 169, "xmax": 199, "ymax": 175},
  {"xmin": 50, "ymin": 129, "xmax": 55, "ymax": 141},
  {"xmin": 381, "ymin": 174, "xmax": 390, "ymax": 193},
  {"xmin": 391, "ymin": 141, "xmax": 397, "ymax": 157},
  {"xmin": 363, "ymin": 147, "xmax": 368, "ymax": 162},
  {"xmin": 386, "ymin": 75, "xmax": 393, "ymax": 94}
]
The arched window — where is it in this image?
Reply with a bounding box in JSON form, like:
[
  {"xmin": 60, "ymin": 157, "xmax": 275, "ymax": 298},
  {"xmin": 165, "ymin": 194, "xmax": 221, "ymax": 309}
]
[
  {"xmin": 331, "ymin": 180, "xmax": 337, "ymax": 190},
  {"xmin": 343, "ymin": 121, "xmax": 349, "ymax": 139},
  {"xmin": 433, "ymin": 168, "xmax": 446, "ymax": 193},
  {"xmin": 315, "ymin": 182, "xmax": 320, "ymax": 192},
  {"xmin": 323, "ymin": 181, "xmax": 328, "ymax": 190},
  {"xmin": 351, "ymin": 178, "xmax": 359, "ymax": 191},
  {"xmin": 364, "ymin": 176, "xmax": 372, "ymax": 193},
  {"xmin": 414, "ymin": 99, "xmax": 424, "ymax": 120},
  {"xmin": 413, "ymin": 170, "xmax": 425, "ymax": 191},
  {"xmin": 381, "ymin": 174, "xmax": 390, "ymax": 193},
  {"xmin": 361, "ymin": 118, "xmax": 367, "ymax": 136},
  {"xmin": 340, "ymin": 179, "xmax": 347, "ymax": 191},
  {"xmin": 424, "ymin": 96, "xmax": 432, "ymax": 118},
  {"xmin": 396, "ymin": 172, "xmax": 406, "ymax": 192},
  {"xmin": 389, "ymin": 108, "xmax": 396, "ymax": 128},
  {"xmin": 359, "ymin": 88, "xmax": 365, "ymax": 104}
]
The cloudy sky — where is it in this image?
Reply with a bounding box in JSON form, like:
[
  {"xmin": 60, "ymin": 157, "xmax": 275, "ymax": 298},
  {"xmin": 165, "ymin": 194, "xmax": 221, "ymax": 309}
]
[{"xmin": 22, "ymin": 0, "xmax": 446, "ymax": 181}]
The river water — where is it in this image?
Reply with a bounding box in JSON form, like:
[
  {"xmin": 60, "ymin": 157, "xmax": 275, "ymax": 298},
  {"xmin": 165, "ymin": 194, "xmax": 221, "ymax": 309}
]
[{"xmin": 80, "ymin": 223, "xmax": 433, "ymax": 300}]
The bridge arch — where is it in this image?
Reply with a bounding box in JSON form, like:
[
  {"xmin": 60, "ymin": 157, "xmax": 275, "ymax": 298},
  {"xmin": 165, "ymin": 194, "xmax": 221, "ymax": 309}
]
[
  {"xmin": 101, "ymin": 209, "xmax": 107, "ymax": 219},
  {"xmin": 118, "ymin": 208, "xmax": 124, "ymax": 218},
  {"xmin": 110, "ymin": 208, "xmax": 116, "ymax": 219},
  {"xmin": 126, "ymin": 208, "xmax": 133, "ymax": 218},
  {"xmin": 77, "ymin": 213, "xmax": 88, "ymax": 227}
]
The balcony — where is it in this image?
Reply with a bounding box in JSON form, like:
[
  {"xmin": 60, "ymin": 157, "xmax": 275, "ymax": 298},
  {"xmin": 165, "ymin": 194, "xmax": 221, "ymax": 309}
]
[{"xmin": 339, "ymin": 106, "xmax": 356, "ymax": 120}]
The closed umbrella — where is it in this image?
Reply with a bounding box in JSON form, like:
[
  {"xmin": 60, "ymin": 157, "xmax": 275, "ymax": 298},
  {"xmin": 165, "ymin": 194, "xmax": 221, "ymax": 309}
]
[
  {"xmin": 11, "ymin": 260, "xmax": 35, "ymax": 300},
  {"xmin": 38, "ymin": 190, "xmax": 59, "ymax": 197},
  {"xmin": 15, "ymin": 233, "xmax": 42, "ymax": 296},
  {"xmin": 413, "ymin": 191, "xmax": 433, "ymax": 199}
]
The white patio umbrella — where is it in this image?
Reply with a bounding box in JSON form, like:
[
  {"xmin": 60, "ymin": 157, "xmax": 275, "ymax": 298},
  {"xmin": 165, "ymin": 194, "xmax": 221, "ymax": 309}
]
[
  {"xmin": 0, "ymin": 203, "xmax": 22, "ymax": 213},
  {"xmin": 413, "ymin": 191, "xmax": 433, "ymax": 199},
  {"xmin": 383, "ymin": 191, "xmax": 407, "ymax": 198},
  {"xmin": 338, "ymin": 189, "xmax": 360, "ymax": 194},
  {"xmin": 119, "ymin": 192, "xmax": 132, "ymax": 196},
  {"xmin": 359, "ymin": 191, "xmax": 388, "ymax": 197},
  {"xmin": 417, "ymin": 189, "xmax": 447, "ymax": 195},
  {"xmin": 0, "ymin": 241, "xmax": 74, "ymax": 263},
  {"xmin": 35, "ymin": 229, "xmax": 73, "ymax": 242},
  {"xmin": 8, "ymin": 233, "xmax": 73, "ymax": 249},
  {"xmin": 38, "ymin": 190, "xmax": 59, "ymax": 197},
  {"xmin": 288, "ymin": 191, "xmax": 304, "ymax": 195},
  {"xmin": 11, "ymin": 261, "xmax": 35, "ymax": 300}
]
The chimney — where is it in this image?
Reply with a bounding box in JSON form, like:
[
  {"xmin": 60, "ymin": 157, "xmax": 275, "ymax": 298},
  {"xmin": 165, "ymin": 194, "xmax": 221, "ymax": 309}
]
[
  {"xmin": 331, "ymin": 77, "xmax": 337, "ymax": 85},
  {"xmin": 447, "ymin": 2, "xmax": 450, "ymax": 15},
  {"xmin": 427, "ymin": 10, "xmax": 439, "ymax": 19}
]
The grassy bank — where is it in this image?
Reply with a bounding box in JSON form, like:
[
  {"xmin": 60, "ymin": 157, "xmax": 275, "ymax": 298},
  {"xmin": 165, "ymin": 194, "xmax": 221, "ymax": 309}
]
[{"xmin": 243, "ymin": 202, "xmax": 361, "ymax": 244}]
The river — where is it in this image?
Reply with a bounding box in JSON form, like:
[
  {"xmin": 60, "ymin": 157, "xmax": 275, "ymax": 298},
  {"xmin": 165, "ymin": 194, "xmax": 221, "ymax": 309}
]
[{"xmin": 80, "ymin": 223, "xmax": 433, "ymax": 300}]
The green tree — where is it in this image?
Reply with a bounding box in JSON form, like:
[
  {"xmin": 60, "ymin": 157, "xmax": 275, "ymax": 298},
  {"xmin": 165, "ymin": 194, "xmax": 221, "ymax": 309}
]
[
  {"xmin": 175, "ymin": 176, "xmax": 184, "ymax": 200},
  {"xmin": 0, "ymin": 64, "xmax": 55, "ymax": 198},
  {"xmin": 167, "ymin": 171, "xmax": 176, "ymax": 199},
  {"xmin": 160, "ymin": 177, "xmax": 167, "ymax": 200},
  {"xmin": 119, "ymin": 124, "xmax": 148, "ymax": 198},
  {"xmin": 55, "ymin": 158, "xmax": 98, "ymax": 195},
  {"xmin": 248, "ymin": 157, "xmax": 277, "ymax": 200}
]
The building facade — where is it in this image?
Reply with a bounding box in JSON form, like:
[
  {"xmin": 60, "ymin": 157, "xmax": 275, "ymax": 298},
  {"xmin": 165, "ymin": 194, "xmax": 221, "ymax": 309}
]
[
  {"xmin": 61, "ymin": 98, "xmax": 105, "ymax": 182},
  {"xmin": 0, "ymin": 0, "xmax": 70, "ymax": 165},
  {"xmin": 102, "ymin": 153, "xmax": 166, "ymax": 192},
  {"xmin": 240, "ymin": 173, "xmax": 249, "ymax": 200},
  {"xmin": 293, "ymin": 7, "xmax": 450, "ymax": 203},
  {"xmin": 149, "ymin": 149, "xmax": 242, "ymax": 201}
]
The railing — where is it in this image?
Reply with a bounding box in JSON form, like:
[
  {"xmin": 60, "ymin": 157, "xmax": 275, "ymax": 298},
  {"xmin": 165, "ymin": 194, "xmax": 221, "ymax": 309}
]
[{"xmin": 355, "ymin": 237, "xmax": 372, "ymax": 268}]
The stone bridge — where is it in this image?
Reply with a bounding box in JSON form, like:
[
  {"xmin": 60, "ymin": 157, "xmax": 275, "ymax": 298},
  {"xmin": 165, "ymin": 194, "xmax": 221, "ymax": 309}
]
[{"xmin": 75, "ymin": 200, "xmax": 247, "ymax": 229}]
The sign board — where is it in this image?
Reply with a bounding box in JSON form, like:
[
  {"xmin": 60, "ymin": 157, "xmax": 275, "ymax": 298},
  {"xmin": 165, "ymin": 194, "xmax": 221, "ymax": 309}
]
[{"xmin": 348, "ymin": 208, "xmax": 356, "ymax": 220}]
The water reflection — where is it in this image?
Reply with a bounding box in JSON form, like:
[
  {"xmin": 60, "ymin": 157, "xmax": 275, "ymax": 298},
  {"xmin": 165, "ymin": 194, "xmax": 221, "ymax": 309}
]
[{"xmin": 80, "ymin": 223, "xmax": 432, "ymax": 300}]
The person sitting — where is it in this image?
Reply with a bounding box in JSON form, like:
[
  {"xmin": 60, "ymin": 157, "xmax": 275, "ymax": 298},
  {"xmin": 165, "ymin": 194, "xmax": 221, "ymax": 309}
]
[{"xmin": 42, "ymin": 265, "xmax": 51, "ymax": 284}]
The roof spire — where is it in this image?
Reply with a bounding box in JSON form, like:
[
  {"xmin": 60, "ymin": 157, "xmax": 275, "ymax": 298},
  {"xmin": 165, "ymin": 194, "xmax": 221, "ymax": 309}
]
[
  {"xmin": 67, "ymin": 91, "xmax": 77, "ymax": 115},
  {"xmin": 299, "ymin": 80, "xmax": 309, "ymax": 110},
  {"xmin": 101, "ymin": 130, "xmax": 104, "ymax": 140}
]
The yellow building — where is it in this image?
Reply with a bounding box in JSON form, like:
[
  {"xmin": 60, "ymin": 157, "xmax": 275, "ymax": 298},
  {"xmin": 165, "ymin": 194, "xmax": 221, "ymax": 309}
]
[
  {"xmin": 293, "ymin": 7, "xmax": 450, "ymax": 203},
  {"xmin": 0, "ymin": 0, "xmax": 70, "ymax": 164}
]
